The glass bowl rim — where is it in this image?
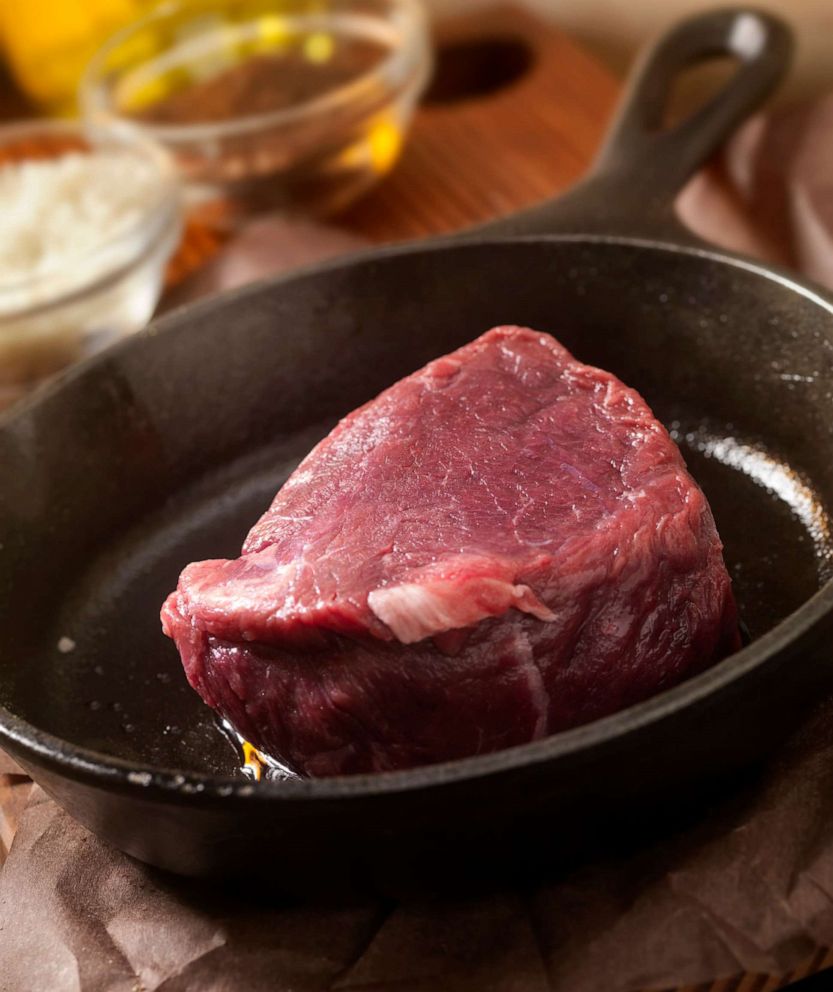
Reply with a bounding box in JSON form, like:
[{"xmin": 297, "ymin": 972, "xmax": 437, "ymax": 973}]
[
  {"xmin": 0, "ymin": 118, "xmax": 182, "ymax": 321},
  {"xmin": 80, "ymin": 0, "xmax": 431, "ymax": 144}
]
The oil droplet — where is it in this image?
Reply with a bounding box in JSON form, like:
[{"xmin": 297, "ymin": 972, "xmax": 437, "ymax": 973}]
[
  {"xmin": 216, "ymin": 717, "xmax": 297, "ymax": 782},
  {"xmin": 119, "ymin": 74, "xmax": 169, "ymax": 114},
  {"xmin": 257, "ymin": 13, "xmax": 291, "ymax": 49},
  {"xmin": 304, "ymin": 31, "xmax": 334, "ymax": 64},
  {"xmin": 368, "ymin": 118, "xmax": 402, "ymax": 174},
  {"xmin": 242, "ymin": 740, "xmax": 266, "ymax": 782}
]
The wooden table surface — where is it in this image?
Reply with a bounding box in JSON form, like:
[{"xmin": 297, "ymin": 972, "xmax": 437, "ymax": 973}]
[{"xmin": 0, "ymin": 7, "xmax": 830, "ymax": 990}]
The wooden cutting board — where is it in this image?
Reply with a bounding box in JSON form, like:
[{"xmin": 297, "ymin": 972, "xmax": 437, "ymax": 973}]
[{"xmin": 339, "ymin": 4, "xmax": 620, "ymax": 240}]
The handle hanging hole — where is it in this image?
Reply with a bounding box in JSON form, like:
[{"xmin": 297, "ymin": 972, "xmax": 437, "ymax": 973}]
[
  {"xmin": 424, "ymin": 38, "xmax": 535, "ymax": 105},
  {"xmin": 661, "ymin": 55, "xmax": 742, "ymax": 130}
]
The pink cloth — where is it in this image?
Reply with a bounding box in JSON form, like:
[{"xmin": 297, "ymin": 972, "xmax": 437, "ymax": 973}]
[{"xmin": 679, "ymin": 95, "xmax": 833, "ymax": 290}]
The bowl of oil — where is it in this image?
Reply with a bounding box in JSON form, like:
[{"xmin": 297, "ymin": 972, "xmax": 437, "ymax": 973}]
[{"xmin": 82, "ymin": 0, "xmax": 432, "ymax": 229}]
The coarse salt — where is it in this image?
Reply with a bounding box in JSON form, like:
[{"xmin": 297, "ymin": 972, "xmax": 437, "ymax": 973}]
[{"xmin": 0, "ymin": 149, "xmax": 162, "ymax": 314}]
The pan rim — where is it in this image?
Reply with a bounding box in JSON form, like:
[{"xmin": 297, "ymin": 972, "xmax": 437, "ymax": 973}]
[{"xmin": 2, "ymin": 232, "xmax": 833, "ymax": 804}]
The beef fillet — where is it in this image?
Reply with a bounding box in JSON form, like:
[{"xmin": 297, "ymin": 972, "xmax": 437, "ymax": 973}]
[{"xmin": 162, "ymin": 326, "xmax": 739, "ymax": 775}]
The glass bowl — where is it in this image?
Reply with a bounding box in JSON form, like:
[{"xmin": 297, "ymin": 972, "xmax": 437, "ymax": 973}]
[
  {"xmin": 0, "ymin": 120, "xmax": 182, "ymax": 411},
  {"xmin": 81, "ymin": 0, "xmax": 432, "ymax": 229}
]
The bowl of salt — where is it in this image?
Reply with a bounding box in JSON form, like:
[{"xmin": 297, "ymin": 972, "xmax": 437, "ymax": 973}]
[{"xmin": 0, "ymin": 119, "xmax": 182, "ymax": 411}]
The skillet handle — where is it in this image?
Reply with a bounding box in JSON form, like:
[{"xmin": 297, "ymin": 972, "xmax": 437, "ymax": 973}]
[{"xmin": 470, "ymin": 7, "xmax": 792, "ymax": 244}]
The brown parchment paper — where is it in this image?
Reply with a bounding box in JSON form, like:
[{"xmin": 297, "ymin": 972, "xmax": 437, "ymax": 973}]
[
  {"xmin": 0, "ymin": 751, "xmax": 29, "ymax": 867},
  {"xmin": 4, "ymin": 693, "xmax": 833, "ymax": 992},
  {"xmin": 4, "ymin": 98, "xmax": 833, "ymax": 992}
]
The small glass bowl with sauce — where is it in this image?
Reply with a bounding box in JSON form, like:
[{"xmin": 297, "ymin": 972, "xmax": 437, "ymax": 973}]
[
  {"xmin": 81, "ymin": 0, "xmax": 432, "ymax": 230},
  {"xmin": 0, "ymin": 120, "xmax": 182, "ymax": 412}
]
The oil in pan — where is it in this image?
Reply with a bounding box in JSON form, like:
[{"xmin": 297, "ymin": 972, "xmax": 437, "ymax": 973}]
[{"xmin": 672, "ymin": 423, "xmax": 833, "ymax": 639}]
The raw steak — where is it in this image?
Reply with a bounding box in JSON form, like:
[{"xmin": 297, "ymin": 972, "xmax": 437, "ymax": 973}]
[{"xmin": 162, "ymin": 326, "xmax": 739, "ymax": 776}]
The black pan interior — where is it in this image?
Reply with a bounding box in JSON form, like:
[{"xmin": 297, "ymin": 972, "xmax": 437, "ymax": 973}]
[{"xmin": 2, "ymin": 237, "xmax": 832, "ymax": 778}]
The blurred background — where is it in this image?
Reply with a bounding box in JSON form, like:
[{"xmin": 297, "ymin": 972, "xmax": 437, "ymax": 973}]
[
  {"xmin": 0, "ymin": 0, "xmax": 830, "ymax": 411},
  {"xmin": 0, "ymin": 0, "xmax": 830, "ymax": 112},
  {"xmin": 427, "ymin": 0, "xmax": 833, "ymax": 101}
]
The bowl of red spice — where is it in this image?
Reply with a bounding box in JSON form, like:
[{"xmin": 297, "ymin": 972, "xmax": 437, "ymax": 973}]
[{"xmin": 81, "ymin": 0, "xmax": 432, "ymax": 230}]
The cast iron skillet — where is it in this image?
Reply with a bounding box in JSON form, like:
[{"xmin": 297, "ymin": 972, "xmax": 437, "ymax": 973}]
[{"xmin": 1, "ymin": 8, "xmax": 832, "ymax": 892}]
